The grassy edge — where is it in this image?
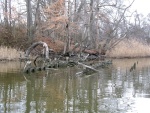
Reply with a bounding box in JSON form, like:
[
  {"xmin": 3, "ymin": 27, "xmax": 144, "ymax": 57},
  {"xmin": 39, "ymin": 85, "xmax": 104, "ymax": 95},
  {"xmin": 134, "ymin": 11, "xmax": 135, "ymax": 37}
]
[
  {"xmin": 106, "ymin": 39, "xmax": 150, "ymax": 58},
  {"xmin": 1, "ymin": 38, "xmax": 150, "ymax": 61},
  {"xmin": 0, "ymin": 46, "xmax": 24, "ymax": 61}
]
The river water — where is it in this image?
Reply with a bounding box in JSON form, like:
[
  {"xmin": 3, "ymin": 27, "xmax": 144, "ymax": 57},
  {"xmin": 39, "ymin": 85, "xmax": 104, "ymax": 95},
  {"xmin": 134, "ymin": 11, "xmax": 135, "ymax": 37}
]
[{"xmin": 0, "ymin": 58, "xmax": 150, "ymax": 113}]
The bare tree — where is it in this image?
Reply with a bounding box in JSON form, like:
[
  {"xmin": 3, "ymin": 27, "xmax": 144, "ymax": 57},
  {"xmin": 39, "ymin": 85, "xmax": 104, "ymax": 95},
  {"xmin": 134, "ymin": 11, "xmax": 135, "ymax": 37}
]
[
  {"xmin": 1, "ymin": 0, "xmax": 142, "ymax": 56},
  {"xmin": 39, "ymin": 0, "xmax": 78, "ymax": 54},
  {"xmin": 26, "ymin": 0, "xmax": 33, "ymax": 39},
  {"xmin": 94, "ymin": 0, "xmax": 135, "ymax": 55},
  {"xmin": 4, "ymin": 0, "xmax": 8, "ymax": 26}
]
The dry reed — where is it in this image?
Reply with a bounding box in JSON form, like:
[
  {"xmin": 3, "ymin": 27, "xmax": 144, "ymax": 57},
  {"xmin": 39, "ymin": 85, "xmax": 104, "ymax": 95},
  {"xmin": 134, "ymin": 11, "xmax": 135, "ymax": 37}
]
[
  {"xmin": 107, "ymin": 39, "xmax": 150, "ymax": 58},
  {"xmin": 0, "ymin": 46, "xmax": 23, "ymax": 60}
]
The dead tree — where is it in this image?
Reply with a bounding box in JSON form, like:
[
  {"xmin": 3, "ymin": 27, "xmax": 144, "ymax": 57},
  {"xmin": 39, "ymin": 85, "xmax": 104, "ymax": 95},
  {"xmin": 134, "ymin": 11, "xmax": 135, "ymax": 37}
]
[{"xmin": 25, "ymin": 41, "xmax": 49, "ymax": 60}]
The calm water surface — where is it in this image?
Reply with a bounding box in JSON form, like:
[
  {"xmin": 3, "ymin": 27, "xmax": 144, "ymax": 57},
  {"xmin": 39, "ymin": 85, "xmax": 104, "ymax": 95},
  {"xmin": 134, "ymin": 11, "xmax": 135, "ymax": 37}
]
[{"xmin": 1, "ymin": 58, "xmax": 150, "ymax": 113}]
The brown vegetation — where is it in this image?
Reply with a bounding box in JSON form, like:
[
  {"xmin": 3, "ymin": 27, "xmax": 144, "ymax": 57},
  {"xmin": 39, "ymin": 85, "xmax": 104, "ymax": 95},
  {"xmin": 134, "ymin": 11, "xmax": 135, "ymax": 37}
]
[
  {"xmin": 1, "ymin": 0, "xmax": 150, "ymax": 60},
  {"xmin": 35, "ymin": 37, "xmax": 99, "ymax": 55},
  {"xmin": 1, "ymin": 37, "xmax": 150, "ymax": 61},
  {"xmin": 0, "ymin": 46, "xmax": 23, "ymax": 60},
  {"xmin": 0, "ymin": 25, "xmax": 31, "ymax": 50},
  {"xmin": 35, "ymin": 37, "xmax": 64, "ymax": 53},
  {"xmin": 107, "ymin": 39, "xmax": 150, "ymax": 58}
]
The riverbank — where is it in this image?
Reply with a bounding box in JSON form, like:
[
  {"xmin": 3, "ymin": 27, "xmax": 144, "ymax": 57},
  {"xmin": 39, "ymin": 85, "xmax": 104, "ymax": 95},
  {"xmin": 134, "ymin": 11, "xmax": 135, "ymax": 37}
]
[
  {"xmin": 0, "ymin": 46, "xmax": 24, "ymax": 61},
  {"xmin": 1, "ymin": 38, "xmax": 150, "ymax": 61},
  {"xmin": 106, "ymin": 39, "xmax": 150, "ymax": 58}
]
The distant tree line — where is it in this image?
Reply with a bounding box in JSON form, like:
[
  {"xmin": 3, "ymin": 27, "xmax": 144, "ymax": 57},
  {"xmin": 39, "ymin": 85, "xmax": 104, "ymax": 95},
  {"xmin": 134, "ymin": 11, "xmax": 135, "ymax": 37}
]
[{"xmin": 0, "ymin": 0, "xmax": 150, "ymax": 54}]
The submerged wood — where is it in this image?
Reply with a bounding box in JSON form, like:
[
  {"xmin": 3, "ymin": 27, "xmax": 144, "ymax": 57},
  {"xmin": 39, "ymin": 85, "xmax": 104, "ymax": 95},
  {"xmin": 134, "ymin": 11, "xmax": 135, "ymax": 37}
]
[
  {"xmin": 24, "ymin": 59, "xmax": 112, "ymax": 74},
  {"xmin": 80, "ymin": 60, "xmax": 112, "ymax": 75},
  {"xmin": 23, "ymin": 41, "xmax": 112, "ymax": 75},
  {"xmin": 78, "ymin": 62, "xmax": 99, "ymax": 72},
  {"xmin": 130, "ymin": 62, "xmax": 137, "ymax": 72},
  {"xmin": 92, "ymin": 60, "xmax": 112, "ymax": 68}
]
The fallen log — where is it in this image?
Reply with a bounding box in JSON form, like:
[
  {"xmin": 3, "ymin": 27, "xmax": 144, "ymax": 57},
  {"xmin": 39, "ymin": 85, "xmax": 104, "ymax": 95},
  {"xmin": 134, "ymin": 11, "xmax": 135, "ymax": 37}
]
[
  {"xmin": 76, "ymin": 60, "xmax": 112, "ymax": 75},
  {"xmin": 23, "ymin": 40, "xmax": 112, "ymax": 75},
  {"xmin": 78, "ymin": 62, "xmax": 99, "ymax": 72},
  {"xmin": 25, "ymin": 41, "xmax": 49, "ymax": 60}
]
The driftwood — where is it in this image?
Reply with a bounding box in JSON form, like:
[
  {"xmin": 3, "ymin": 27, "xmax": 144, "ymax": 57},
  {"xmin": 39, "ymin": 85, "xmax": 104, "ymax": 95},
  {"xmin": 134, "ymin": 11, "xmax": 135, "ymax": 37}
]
[
  {"xmin": 23, "ymin": 41, "xmax": 112, "ymax": 75},
  {"xmin": 24, "ymin": 41, "xmax": 50, "ymax": 73},
  {"xmin": 25, "ymin": 41, "xmax": 49, "ymax": 60},
  {"xmin": 77, "ymin": 60, "xmax": 112, "ymax": 75},
  {"xmin": 78, "ymin": 62, "xmax": 99, "ymax": 72}
]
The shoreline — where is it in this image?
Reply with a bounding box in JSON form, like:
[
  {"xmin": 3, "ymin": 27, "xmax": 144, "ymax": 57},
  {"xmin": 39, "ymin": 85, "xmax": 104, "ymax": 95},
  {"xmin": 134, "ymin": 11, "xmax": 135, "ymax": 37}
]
[
  {"xmin": 0, "ymin": 58, "xmax": 27, "ymax": 62},
  {"xmin": 1, "ymin": 56, "xmax": 150, "ymax": 62},
  {"xmin": 106, "ymin": 56, "xmax": 150, "ymax": 59}
]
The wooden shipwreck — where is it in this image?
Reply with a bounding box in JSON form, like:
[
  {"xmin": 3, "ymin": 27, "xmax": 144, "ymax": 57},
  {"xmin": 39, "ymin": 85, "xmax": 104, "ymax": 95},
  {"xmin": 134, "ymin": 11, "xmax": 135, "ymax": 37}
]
[{"xmin": 23, "ymin": 41, "xmax": 112, "ymax": 75}]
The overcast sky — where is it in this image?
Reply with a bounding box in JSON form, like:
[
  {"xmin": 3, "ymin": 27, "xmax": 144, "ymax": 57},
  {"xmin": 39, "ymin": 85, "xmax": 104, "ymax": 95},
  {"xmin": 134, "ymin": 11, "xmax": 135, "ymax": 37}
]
[
  {"xmin": 8, "ymin": 0, "xmax": 150, "ymax": 16},
  {"xmin": 1, "ymin": 0, "xmax": 150, "ymax": 20},
  {"xmin": 131, "ymin": 0, "xmax": 150, "ymax": 16}
]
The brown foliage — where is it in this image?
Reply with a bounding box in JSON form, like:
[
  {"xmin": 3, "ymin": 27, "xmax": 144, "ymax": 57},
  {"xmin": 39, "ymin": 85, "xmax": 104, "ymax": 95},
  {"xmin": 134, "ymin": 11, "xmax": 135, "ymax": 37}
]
[
  {"xmin": 41, "ymin": 0, "xmax": 67, "ymax": 36},
  {"xmin": 0, "ymin": 24, "xmax": 30, "ymax": 50},
  {"xmin": 40, "ymin": 0, "xmax": 78, "ymax": 38},
  {"xmin": 35, "ymin": 37, "xmax": 99, "ymax": 55},
  {"xmin": 35, "ymin": 37, "xmax": 64, "ymax": 53}
]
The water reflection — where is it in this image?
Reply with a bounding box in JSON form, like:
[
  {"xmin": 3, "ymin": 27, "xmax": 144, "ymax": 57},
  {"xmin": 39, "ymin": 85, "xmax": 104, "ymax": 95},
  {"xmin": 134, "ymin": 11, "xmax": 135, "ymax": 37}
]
[
  {"xmin": 0, "ymin": 59, "xmax": 150, "ymax": 112},
  {"xmin": 0, "ymin": 61, "xmax": 23, "ymax": 73}
]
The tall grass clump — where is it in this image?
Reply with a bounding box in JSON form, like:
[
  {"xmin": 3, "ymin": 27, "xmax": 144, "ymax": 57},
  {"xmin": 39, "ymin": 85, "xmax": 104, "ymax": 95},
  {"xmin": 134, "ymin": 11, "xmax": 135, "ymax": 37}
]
[
  {"xmin": 107, "ymin": 38, "xmax": 150, "ymax": 58},
  {"xmin": 0, "ymin": 46, "xmax": 24, "ymax": 60}
]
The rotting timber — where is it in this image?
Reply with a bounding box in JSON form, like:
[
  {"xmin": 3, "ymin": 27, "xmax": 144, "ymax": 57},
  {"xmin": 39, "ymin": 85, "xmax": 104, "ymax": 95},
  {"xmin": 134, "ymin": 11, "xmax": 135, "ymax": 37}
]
[{"xmin": 23, "ymin": 41, "xmax": 112, "ymax": 75}]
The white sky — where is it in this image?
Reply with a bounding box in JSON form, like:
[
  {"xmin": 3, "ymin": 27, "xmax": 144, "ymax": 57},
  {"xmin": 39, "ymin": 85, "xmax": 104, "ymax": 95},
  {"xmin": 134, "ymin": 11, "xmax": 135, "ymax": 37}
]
[
  {"xmin": 11, "ymin": 0, "xmax": 150, "ymax": 16},
  {"xmin": 130, "ymin": 0, "xmax": 150, "ymax": 16},
  {"xmin": 1, "ymin": 0, "xmax": 150, "ymax": 21}
]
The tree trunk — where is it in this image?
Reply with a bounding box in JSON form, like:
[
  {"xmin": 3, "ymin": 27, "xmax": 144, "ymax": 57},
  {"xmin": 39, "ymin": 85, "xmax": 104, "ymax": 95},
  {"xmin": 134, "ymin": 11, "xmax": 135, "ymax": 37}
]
[
  {"xmin": 88, "ymin": 0, "xmax": 94, "ymax": 47},
  {"xmin": 26, "ymin": 0, "xmax": 33, "ymax": 40},
  {"xmin": 64, "ymin": 0, "xmax": 71, "ymax": 54},
  {"xmin": 9, "ymin": 0, "xmax": 11, "ymax": 26},
  {"xmin": 33, "ymin": 0, "xmax": 41, "ymax": 38},
  {"xmin": 4, "ymin": 0, "xmax": 8, "ymax": 26}
]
